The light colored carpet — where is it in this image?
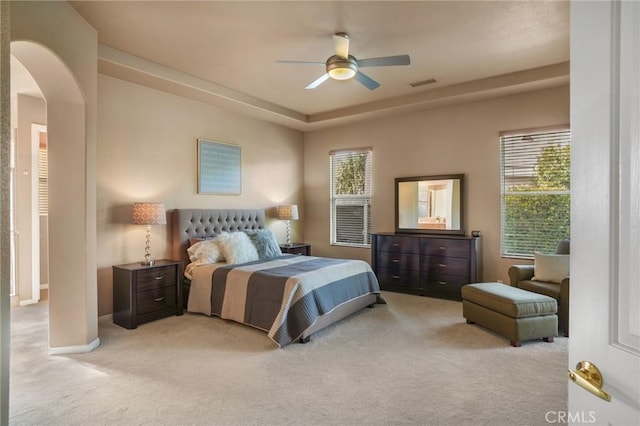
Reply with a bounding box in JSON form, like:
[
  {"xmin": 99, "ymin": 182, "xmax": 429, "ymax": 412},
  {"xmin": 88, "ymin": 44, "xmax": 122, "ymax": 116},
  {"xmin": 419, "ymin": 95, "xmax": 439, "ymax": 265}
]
[{"xmin": 10, "ymin": 291, "xmax": 567, "ymax": 426}]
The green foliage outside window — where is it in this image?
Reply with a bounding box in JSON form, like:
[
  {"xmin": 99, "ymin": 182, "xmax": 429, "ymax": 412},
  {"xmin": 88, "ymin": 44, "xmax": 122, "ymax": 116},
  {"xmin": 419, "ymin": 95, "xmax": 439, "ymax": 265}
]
[
  {"xmin": 502, "ymin": 144, "xmax": 571, "ymax": 257},
  {"xmin": 335, "ymin": 153, "xmax": 367, "ymax": 195}
]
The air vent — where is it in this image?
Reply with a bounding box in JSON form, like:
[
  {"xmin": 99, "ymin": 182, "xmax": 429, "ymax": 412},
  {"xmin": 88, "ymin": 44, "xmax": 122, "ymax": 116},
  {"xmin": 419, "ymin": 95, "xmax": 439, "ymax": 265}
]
[{"xmin": 409, "ymin": 78, "xmax": 437, "ymax": 88}]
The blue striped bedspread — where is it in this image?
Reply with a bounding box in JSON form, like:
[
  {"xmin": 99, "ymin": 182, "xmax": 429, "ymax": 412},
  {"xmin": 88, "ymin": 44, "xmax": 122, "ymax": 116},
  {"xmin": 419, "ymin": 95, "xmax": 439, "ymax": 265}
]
[{"xmin": 209, "ymin": 255, "xmax": 381, "ymax": 347}]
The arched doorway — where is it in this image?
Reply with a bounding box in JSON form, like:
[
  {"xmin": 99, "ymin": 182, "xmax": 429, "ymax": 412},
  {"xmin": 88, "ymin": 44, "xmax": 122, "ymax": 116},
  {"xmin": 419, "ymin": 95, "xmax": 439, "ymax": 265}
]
[{"xmin": 10, "ymin": 40, "xmax": 99, "ymax": 353}]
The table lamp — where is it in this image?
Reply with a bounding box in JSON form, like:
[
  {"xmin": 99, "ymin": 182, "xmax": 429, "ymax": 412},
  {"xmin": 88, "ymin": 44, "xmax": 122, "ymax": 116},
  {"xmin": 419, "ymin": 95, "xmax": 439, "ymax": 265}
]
[
  {"xmin": 131, "ymin": 202, "xmax": 166, "ymax": 266},
  {"xmin": 277, "ymin": 204, "xmax": 299, "ymax": 247}
]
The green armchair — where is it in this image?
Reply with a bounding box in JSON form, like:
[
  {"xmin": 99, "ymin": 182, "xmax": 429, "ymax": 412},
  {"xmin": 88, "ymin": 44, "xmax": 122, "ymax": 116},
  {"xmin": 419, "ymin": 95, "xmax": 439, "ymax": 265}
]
[{"xmin": 508, "ymin": 239, "xmax": 570, "ymax": 337}]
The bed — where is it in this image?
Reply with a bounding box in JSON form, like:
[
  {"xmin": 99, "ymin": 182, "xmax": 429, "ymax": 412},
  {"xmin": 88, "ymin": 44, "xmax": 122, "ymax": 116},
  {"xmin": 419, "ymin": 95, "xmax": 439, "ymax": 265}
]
[{"xmin": 171, "ymin": 209, "xmax": 383, "ymax": 347}]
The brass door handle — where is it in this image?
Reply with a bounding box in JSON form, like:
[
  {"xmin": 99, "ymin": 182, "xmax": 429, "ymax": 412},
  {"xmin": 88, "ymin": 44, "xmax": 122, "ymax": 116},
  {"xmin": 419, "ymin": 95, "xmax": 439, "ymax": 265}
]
[{"xmin": 568, "ymin": 361, "xmax": 612, "ymax": 402}]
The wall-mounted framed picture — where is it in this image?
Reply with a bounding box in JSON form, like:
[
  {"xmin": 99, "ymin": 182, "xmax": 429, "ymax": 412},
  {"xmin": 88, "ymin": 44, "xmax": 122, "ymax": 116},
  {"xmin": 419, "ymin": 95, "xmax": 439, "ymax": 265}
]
[{"xmin": 197, "ymin": 139, "xmax": 242, "ymax": 195}]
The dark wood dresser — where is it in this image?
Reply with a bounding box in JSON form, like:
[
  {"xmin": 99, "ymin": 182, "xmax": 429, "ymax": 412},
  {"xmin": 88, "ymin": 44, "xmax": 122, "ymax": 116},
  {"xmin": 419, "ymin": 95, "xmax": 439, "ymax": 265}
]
[
  {"xmin": 371, "ymin": 233, "xmax": 482, "ymax": 300},
  {"xmin": 113, "ymin": 259, "xmax": 184, "ymax": 329}
]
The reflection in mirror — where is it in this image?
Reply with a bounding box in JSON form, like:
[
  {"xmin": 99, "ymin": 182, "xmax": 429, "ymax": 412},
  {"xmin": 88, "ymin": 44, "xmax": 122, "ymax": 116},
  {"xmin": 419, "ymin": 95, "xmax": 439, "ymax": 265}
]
[{"xmin": 395, "ymin": 174, "xmax": 464, "ymax": 235}]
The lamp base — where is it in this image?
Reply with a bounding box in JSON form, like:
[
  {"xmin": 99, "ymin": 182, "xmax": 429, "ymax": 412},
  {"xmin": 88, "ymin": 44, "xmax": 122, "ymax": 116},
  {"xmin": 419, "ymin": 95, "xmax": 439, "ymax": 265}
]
[{"xmin": 140, "ymin": 260, "xmax": 155, "ymax": 266}]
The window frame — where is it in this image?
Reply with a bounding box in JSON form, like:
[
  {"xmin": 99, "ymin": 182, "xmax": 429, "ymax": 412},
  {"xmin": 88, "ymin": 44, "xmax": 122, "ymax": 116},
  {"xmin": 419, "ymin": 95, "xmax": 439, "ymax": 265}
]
[
  {"xmin": 329, "ymin": 148, "xmax": 373, "ymax": 248},
  {"xmin": 499, "ymin": 125, "xmax": 571, "ymax": 259}
]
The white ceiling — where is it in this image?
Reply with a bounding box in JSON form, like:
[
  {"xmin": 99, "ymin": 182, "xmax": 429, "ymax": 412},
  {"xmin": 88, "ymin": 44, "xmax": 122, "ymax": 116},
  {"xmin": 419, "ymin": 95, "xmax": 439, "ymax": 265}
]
[{"xmin": 17, "ymin": 1, "xmax": 570, "ymax": 131}]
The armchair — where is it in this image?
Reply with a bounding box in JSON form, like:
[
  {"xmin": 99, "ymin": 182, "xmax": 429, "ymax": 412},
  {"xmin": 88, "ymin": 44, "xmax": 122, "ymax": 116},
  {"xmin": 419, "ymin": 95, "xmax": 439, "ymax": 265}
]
[{"xmin": 508, "ymin": 239, "xmax": 570, "ymax": 337}]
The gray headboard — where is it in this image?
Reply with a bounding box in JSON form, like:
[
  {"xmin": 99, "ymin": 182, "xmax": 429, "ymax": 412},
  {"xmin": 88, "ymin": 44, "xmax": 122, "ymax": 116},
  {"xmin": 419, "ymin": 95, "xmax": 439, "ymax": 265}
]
[{"xmin": 171, "ymin": 209, "xmax": 266, "ymax": 265}]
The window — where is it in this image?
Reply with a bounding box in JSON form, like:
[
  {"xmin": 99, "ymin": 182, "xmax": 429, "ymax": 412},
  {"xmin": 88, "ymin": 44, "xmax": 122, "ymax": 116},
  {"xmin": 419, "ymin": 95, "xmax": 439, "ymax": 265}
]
[
  {"xmin": 330, "ymin": 149, "xmax": 372, "ymax": 247},
  {"xmin": 500, "ymin": 127, "xmax": 570, "ymax": 258},
  {"xmin": 39, "ymin": 144, "xmax": 48, "ymax": 215}
]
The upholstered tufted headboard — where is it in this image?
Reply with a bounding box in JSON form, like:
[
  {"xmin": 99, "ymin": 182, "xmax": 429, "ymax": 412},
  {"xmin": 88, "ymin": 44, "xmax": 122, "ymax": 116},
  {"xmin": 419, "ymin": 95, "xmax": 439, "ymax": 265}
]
[{"xmin": 171, "ymin": 209, "xmax": 265, "ymax": 265}]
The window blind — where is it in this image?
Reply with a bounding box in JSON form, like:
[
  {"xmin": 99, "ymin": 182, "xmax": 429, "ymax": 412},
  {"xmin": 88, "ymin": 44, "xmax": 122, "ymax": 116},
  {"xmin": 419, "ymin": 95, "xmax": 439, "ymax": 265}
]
[
  {"xmin": 330, "ymin": 149, "xmax": 372, "ymax": 247},
  {"xmin": 500, "ymin": 128, "xmax": 571, "ymax": 258},
  {"xmin": 38, "ymin": 147, "xmax": 48, "ymax": 216}
]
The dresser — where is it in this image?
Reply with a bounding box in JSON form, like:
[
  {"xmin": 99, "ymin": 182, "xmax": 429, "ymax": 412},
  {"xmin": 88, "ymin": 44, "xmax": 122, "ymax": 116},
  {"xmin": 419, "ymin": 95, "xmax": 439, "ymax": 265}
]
[
  {"xmin": 113, "ymin": 259, "xmax": 184, "ymax": 329},
  {"xmin": 371, "ymin": 233, "xmax": 482, "ymax": 300}
]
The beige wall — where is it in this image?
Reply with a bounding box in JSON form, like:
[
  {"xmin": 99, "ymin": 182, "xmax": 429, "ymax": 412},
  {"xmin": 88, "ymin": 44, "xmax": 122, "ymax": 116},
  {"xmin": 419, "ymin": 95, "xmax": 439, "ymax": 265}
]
[
  {"xmin": 303, "ymin": 85, "xmax": 570, "ymax": 283},
  {"xmin": 96, "ymin": 75, "xmax": 304, "ymax": 316}
]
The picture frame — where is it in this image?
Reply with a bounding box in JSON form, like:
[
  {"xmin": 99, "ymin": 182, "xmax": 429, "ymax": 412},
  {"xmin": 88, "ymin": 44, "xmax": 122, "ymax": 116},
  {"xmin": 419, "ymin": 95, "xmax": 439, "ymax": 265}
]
[{"xmin": 197, "ymin": 139, "xmax": 242, "ymax": 195}]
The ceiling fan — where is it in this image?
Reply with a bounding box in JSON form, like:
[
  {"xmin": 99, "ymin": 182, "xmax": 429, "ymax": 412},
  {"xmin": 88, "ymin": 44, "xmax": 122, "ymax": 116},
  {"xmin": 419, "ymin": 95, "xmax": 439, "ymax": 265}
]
[{"xmin": 278, "ymin": 32, "xmax": 411, "ymax": 91}]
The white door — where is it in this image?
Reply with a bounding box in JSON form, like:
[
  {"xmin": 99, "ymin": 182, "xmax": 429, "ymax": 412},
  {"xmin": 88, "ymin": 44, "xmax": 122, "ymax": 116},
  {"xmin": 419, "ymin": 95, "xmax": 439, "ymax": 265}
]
[{"xmin": 570, "ymin": 1, "xmax": 640, "ymax": 424}]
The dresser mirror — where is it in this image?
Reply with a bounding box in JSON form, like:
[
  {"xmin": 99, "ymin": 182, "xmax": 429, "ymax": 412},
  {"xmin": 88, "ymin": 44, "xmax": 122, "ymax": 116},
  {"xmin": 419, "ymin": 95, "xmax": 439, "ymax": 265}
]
[{"xmin": 395, "ymin": 174, "xmax": 465, "ymax": 235}]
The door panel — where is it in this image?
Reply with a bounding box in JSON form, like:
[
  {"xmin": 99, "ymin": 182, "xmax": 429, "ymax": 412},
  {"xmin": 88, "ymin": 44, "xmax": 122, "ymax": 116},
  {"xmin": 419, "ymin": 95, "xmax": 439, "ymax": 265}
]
[{"xmin": 570, "ymin": 2, "xmax": 640, "ymax": 423}]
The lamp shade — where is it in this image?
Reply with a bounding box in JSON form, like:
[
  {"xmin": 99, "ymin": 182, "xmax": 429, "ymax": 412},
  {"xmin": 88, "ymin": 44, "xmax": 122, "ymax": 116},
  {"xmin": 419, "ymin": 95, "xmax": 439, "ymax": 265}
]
[
  {"xmin": 131, "ymin": 203, "xmax": 166, "ymax": 225},
  {"xmin": 277, "ymin": 204, "xmax": 299, "ymax": 221}
]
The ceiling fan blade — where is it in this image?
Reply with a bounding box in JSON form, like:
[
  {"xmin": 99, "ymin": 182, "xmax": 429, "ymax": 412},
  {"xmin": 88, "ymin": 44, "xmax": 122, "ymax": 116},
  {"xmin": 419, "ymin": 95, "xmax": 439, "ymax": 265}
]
[
  {"xmin": 305, "ymin": 73, "xmax": 330, "ymax": 90},
  {"xmin": 333, "ymin": 33, "xmax": 350, "ymax": 59},
  {"xmin": 354, "ymin": 71, "xmax": 380, "ymax": 91},
  {"xmin": 358, "ymin": 54, "xmax": 411, "ymax": 68},
  {"xmin": 276, "ymin": 60, "xmax": 325, "ymax": 65}
]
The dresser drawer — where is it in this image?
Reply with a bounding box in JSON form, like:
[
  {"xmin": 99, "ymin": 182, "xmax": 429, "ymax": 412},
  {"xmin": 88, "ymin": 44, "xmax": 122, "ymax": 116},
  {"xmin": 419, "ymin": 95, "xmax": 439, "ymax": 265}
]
[
  {"xmin": 137, "ymin": 286, "xmax": 178, "ymax": 315},
  {"xmin": 420, "ymin": 238, "xmax": 470, "ymax": 258},
  {"xmin": 376, "ymin": 268, "xmax": 421, "ymax": 288},
  {"xmin": 136, "ymin": 266, "xmax": 177, "ymax": 292},
  {"xmin": 376, "ymin": 252, "xmax": 420, "ymax": 270},
  {"xmin": 376, "ymin": 235, "xmax": 419, "ymax": 254},
  {"xmin": 426, "ymin": 274, "xmax": 469, "ymax": 300},
  {"xmin": 421, "ymin": 255, "xmax": 470, "ymax": 277}
]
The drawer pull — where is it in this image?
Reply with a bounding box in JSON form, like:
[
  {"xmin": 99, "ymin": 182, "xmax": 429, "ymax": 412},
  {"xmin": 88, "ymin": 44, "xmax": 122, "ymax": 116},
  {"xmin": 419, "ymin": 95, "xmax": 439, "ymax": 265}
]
[
  {"xmin": 392, "ymin": 275, "xmax": 400, "ymax": 279},
  {"xmin": 438, "ymin": 263, "xmax": 447, "ymax": 267},
  {"xmin": 392, "ymin": 259, "xmax": 400, "ymax": 263},
  {"xmin": 154, "ymin": 276, "xmax": 164, "ymax": 280},
  {"xmin": 154, "ymin": 297, "xmax": 165, "ymax": 302},
  {"xmin": 438, "ymin": 281, "xmax": 448, "ymax": 285},
  {"xmin": 439, "ymin": 246, "xmax": 447, "ymax": 250}
]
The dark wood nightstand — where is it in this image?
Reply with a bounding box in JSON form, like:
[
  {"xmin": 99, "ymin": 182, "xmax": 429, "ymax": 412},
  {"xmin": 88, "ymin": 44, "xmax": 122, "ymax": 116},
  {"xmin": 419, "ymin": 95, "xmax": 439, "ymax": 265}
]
[
  {"xmin": 280, "ymin": 243, "xmax": 311, "ymax": 256},
  {"xmin": 112, "ymin": 259, "xmax": 184, "ymax": 329}
]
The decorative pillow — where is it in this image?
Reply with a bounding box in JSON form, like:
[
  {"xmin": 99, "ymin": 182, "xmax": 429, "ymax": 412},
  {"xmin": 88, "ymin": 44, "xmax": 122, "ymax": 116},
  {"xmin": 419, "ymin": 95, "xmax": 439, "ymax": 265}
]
[
  {"xmin": 216, "ymin": 231, "xmax": 259, "ymax": 265},
  {"xmin": 532, "ymin": 253, "xmax": 570, "ymax": 284},
  {"xmin": 188, "ymin": 236, "xmax": 217, "ymax": 247},
  {"xmin": 187, "ymin": 239, "xmax": 222, "ymax": 264},
  {"xmin": 244, "ymin": 229, "xmax": 283, "ymax": 259}
]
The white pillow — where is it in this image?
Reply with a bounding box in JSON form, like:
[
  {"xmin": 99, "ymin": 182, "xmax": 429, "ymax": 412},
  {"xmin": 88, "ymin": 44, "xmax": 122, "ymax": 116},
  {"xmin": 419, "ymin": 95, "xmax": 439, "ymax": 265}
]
[
  {"xmin": 216, "ymin": 232, "xmax": 259, "ymax": 265},
  {"xmin": 187, "ymin": 238, "xmax": 222, "ymax": 263},
  {"xmin": 532, "ymin": 253, "xmax": 570, "ymax": 284}
]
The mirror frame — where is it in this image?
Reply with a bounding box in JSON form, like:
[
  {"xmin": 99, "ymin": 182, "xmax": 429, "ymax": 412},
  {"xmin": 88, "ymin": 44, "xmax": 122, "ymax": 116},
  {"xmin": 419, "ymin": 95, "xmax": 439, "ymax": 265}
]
[{"xmin": 394, "ymin": 174, "xmax": 465, "ymax": 235}]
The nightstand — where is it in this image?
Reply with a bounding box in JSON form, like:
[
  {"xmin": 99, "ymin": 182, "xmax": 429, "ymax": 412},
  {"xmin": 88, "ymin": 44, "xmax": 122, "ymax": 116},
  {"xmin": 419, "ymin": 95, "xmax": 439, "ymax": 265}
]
[
  {"xmin": 112, "ymin": 259, "xmax": 183, "ymax": 329},
  {"xmin": 280, "ymin": 243, "xmax": 311, "ymax": 256}
]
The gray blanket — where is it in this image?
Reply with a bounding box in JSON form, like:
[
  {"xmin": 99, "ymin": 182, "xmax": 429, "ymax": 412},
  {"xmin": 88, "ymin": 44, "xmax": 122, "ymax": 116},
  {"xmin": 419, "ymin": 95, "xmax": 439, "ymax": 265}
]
[{"xmin": 210, "ymin": 255, "xmax": 381, "ymax": 346}]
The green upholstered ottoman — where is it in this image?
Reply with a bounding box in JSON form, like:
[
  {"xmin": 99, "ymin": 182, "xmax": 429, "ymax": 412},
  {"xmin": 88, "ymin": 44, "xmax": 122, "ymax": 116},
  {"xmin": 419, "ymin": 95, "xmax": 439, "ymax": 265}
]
[{"xmin": 461, "ymin": 282, "xmax": 558, "ymax": 347}]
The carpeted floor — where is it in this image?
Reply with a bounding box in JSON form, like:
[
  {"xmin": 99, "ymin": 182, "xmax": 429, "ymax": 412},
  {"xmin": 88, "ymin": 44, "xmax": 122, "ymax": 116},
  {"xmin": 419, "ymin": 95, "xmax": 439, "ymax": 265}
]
[{"xmin": 10, "ymin": 291, "xmax": 567, "ymax": 426}]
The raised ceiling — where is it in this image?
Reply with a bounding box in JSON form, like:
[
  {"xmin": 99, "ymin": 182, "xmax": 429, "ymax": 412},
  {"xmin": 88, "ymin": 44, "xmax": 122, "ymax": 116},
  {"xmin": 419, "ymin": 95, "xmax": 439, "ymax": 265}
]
[{"xmin": 66, "ymin": 1, "xmax": 569, "ymax": 131}]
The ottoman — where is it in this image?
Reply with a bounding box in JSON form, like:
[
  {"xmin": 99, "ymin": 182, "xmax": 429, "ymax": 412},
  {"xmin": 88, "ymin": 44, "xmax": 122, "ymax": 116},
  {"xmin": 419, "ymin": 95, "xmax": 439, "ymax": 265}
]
[{"xmin": 462, "ymin": 282, "xmax": 558, "ymax": 347}]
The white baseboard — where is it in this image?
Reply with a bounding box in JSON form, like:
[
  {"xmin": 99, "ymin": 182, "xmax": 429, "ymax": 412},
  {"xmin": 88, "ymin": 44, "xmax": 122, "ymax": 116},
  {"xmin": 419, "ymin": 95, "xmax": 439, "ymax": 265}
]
[
  {"xmin": 40, "ymin": 283, "xmax": 49, "ymax": 290},
  {"xmin": 19, "ymin": 299, "xmax": 38, "ymax": 306},
  {"xmin": 48, "ymin": 337, "xmax": 101, "ymax": 355}
]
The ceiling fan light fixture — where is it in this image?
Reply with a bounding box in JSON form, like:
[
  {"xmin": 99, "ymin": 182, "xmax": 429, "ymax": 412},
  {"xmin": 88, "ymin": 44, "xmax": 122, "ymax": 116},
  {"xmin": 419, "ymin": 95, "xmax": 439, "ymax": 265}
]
[{"xmin": 326, "ymin": 55, "xmax": 358, "ymax": 80}]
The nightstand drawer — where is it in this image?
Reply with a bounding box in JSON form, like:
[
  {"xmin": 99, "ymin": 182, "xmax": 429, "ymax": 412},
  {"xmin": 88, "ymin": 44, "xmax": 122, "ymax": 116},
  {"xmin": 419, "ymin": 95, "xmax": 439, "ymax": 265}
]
[
  {"xmin": 136, "ymin": 266, "xmax": 177, "ymax": 292},
  {"xmin": 280, "ymin": 244, "xmax": 311, "ymax": 256},
  {"xmin": 137, "ymin": 286, "xmax": 178, "ymax": 315}
]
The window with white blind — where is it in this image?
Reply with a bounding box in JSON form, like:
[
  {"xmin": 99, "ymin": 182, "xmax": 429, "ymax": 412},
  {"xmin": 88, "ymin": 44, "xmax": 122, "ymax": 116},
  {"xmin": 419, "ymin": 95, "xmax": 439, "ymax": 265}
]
[
  {"xmin": 330, "ymin": 148, "xmax": 372, "ymax": 247},
  {"xmin": 39, "ymin": 146, "xmax": 48, "ymax": 215},
  {"xmin": 500, "ymin": 127, "xmax": 570, "ymax": 258}
]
